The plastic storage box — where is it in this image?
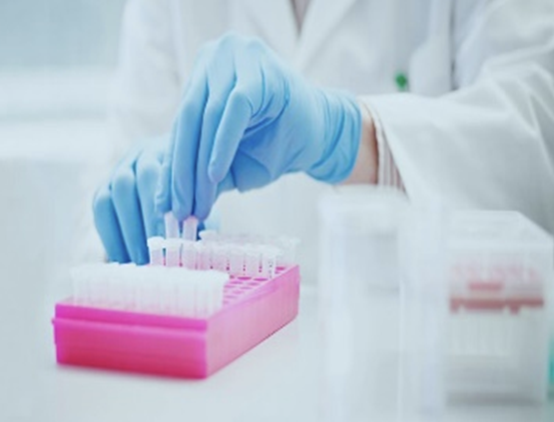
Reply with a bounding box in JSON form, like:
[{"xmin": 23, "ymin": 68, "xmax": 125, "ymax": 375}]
[{"xmin": 446, "ymin": 211, "xmax": 553, "ymax": 403}]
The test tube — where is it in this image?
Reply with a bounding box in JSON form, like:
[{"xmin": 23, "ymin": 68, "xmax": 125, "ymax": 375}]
[
  {"xmin": 212, "ymin": 244, "xmax": 229, "ymax": 272},
  {"xmin": 111, "ymin": 263, "xmax": 137, "ymax": 309},
  {"xmin": 260, "ymin": 246, "xmax": 279, "ymax": 278},
  {"xmin": 229, "ymin": 246, "xmax": 245, "ymax": 276},
  {"xmin": 244, "ymin": 245, "xmax": 261, "ymax": 277},
  {"xmin": 91, "ymin": 263, "xmax": 118, "ymax": 307},
  {"xmin": 164, "ymin": 212, "xmax": 180, "ymax": 238},
  {"xmin": 159, "ymin": 267, "xmax": 179, "ymax": 315},
  {"xmin": 174, "ymin": 268, "xmax": 195, "ymax": 316},
  {"xmin": 141, "ymin": 266, "xmax": 163, "ymax": 313},
  {"xmin": 181, "ymin": 240, "xmax": 197, "ymax": 270},
  {"xmin": 70, "ymin": 265, "xmax": 96, "ymax": 305},
  {"xmin": 199, "ymin": 229, "xmax": 218, "ymax": 243},
  {"xmin": 213, "ymin": 271, "xmax": 229, "ymax": 312},
  {"xmin": 147, "ymin": 236, "xmax": 165, "ymax": 266},
  {"xmin": 203, "ymin": 270, "xmax": 229, "ymax": 315},
  {"xmin": 165, "ymin": 238, "xmax": 182, "ymax": 267},
  {"xmin": 182, "ymin": 216, "xmax": 199, "ymax": 241},
  {"xmin": 195, "ymin": 242, "xmax": 212, "ymax": 270}
]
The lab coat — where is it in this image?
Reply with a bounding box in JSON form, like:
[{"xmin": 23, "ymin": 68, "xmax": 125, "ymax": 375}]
[{"xmin": 111, "ymin": 0, "xmax": 554, "ymax": 282}]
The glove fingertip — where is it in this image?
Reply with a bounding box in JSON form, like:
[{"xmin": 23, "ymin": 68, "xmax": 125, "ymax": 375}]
[
  {"xmin": 208, "ymin": 161, "xmax": 225, "ymax": 184},
  {"xmin": 136, "ymin": 246, "xmax": 150, "ymax": 266},
  {"xmin": 171, "ymin": 201, "xmax": 192, "ymax": 223}
]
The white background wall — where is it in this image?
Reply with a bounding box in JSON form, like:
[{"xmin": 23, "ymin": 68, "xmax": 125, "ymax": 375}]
[
  {"xmin": 0, "ymin": 6, "xmax": 127, "ymax": 414},
  {"xmin": 0, "ymin": 0, "xmax": 127, "ymax": 266}
]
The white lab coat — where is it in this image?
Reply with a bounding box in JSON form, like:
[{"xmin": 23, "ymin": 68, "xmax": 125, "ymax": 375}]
[{"xmin": 111, "ymin": 0, "xmax": 554, "ymax": 282}]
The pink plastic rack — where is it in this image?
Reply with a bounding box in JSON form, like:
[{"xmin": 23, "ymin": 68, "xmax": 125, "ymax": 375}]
[{"xmin": 52, "ymin": 265, "xmax": 300, "ymax": 378}]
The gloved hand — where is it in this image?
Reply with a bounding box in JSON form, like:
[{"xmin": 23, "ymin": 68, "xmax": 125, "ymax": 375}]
[
  {"xmin": 155, "ymin": 33, "xmax": 362, "ymax": 221},
  {"xmin": 93, "ymin": 137, "xmax": 216, "ymax": 264},
  {"xmin": 92, "ymin": 138, "xmax": 167, "ymax": 265}
]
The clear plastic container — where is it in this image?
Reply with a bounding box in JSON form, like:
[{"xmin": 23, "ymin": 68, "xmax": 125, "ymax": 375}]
[
  {"xmin": 446, "ymin": 211, "xmax": 554, "ymax": 403},
  {"xmin": 318, "ymin": 186, "xmax": 409, "ymax": 294},
  {"xmin": 317, "ymin": 186, "xmax": 410, "ymax": 422},
  {"xmin": 398, "ymin": 202, "xmax": 448, "ymax": 421}
]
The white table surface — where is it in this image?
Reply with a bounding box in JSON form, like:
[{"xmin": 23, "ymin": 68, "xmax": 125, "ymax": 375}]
[{"xmin": 2, "ymin": 279, "xmax": 553, "ymax": 422}]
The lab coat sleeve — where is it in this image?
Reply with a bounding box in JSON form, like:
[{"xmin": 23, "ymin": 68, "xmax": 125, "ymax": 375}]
[
  {"xmin": 361, "ymin": 102, "xmax": 405, "ymax": 189},
  {"xmin": 363, "ymin": 0, "xmax": 554, "ymax": 231},
  {"xmin": 109, "ymin": 0, "xmax": 181, "ymax": 156}
]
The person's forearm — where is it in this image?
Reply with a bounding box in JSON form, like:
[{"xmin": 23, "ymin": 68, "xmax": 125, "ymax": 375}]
[{"xmin": 343, "ymin": 101, "xmax": 378, "ymax": 184}]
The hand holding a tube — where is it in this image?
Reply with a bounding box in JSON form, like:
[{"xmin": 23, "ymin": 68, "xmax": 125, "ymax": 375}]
[
  {"xmin": 92, "ymin": 141, "xmax": 167, "ymax": 264},
  {"xmin": 155, "ymin": 33, "xmax": 362, "ymax": 221}
]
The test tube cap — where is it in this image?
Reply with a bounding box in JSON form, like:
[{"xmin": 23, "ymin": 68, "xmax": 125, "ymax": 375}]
[
  {"xmin": 164, "ymin": 212, "xmax": 181, "ymax": 238},
  {"xmin": 199, "ymin": 229, "xmax": 218, "ymax": 242},
  {"xmin": 182, "ymin": 216, "xmax": 199, "ymax": 241},
  {"xmin": 147, "ymin": 236, "xmax": 165, "ymax": 249},
  {"xmin": 164, "ymin": 238, "xmax": 183, "ymax": 250}
]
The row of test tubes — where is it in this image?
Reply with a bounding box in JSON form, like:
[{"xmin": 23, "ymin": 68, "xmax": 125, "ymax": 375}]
[
  {"xmin": 70, "ymin": 263, "xmax": 228, "ymax": 317},
  {"xmin": 147, "ymin": 214, "xmax": 300, "ymax": 279}
]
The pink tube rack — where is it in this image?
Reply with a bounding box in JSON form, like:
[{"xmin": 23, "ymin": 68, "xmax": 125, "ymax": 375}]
[{"xmin": 52, "ymin": 266, "xmax": 300, "ymax": 378}]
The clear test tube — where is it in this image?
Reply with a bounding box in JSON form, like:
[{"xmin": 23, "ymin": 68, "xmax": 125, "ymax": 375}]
[
  {"xmin": 147, "ymin": 236, "xmax": 165, "ymax": 266},
  {"xmin": 134, "ymin": 265, "xmax": 149, "ymax": 312},
  {"xmin": 175, "ymin": 268, "xmax": 195, "ymax": 317},
  {"xmin": 212, "ymin": 244, "xmax": 229, "ymax": 272},
  {"xmin": 181, "ymin": 240, "xmax": 197, "ymax": 270},
  {"xmin": 164, "ymin": 238, "xmax": 182, "ymax": 267},
  {"xmin": 203, "ymin": 270, "xmax": 229, "ymax": 315},
  {"xmin": 228, "ymin": 246, "xmax": 245, "ymax": 276},
  {"xmin": 135, "ymin": 265, "xmax": 156, "ymax": 313},
  {"xmin": 70, "ymin": 265, "xmax": 95, "ymax": 305},
  {"xmin": 244, "ymin": 245, "xmax": 261, "ymax": 277},
  {"xmin": 213, "ymin": 271, "xmax": 229, "ymax": 311},
  {"xmin": 164, "ymin": 212, "xmax": 181, "ymax": 238},
  {"xmin": 195, "ymin": 242, "xmax": 212, "ymax": 270},
  {"xmin": 159, "ymin": 267, "xmax": 179, "ymax": 315},
  {"xmin": 108, "ymin": 263, "xmax": 126, "ymax": 309},
  {"xmin": 92, "ymin": 263, "xmax": 118, "ymax": 307},
  {"xmin": 141, "ymin": 266, "xmax": 163, "ymax": 314},
  {"xmin": 260, "ymin": 246, "xmax": 279, "ymax": 279},
  {"xmin": 199, "ymin": 229, "xmax": 218, "ymax": 243},
  {"xmin": 182, "ymin": 216, "xmax": 199, "ymax": 241}
]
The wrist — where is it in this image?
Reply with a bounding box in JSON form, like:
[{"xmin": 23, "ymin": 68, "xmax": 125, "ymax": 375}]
[
  {"xmin": 342, "ymin": 101, "xmax": 378, "ymax": 184},
  {"xmin": 306, "ymin": 91, "xmax": 362, "ymax": 183}
]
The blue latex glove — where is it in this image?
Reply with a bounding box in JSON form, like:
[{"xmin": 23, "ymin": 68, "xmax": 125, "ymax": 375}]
[
  {"xmin": 92, "ymin": 140, "xmax": 166, "ymax": 265},
  {"xmin": 92, "ymin": 137, "xmax": 213, "ymax": 264},
  {"xmin": 156, "ymin": 33, "xmax": 361, "ymax": 221}
]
